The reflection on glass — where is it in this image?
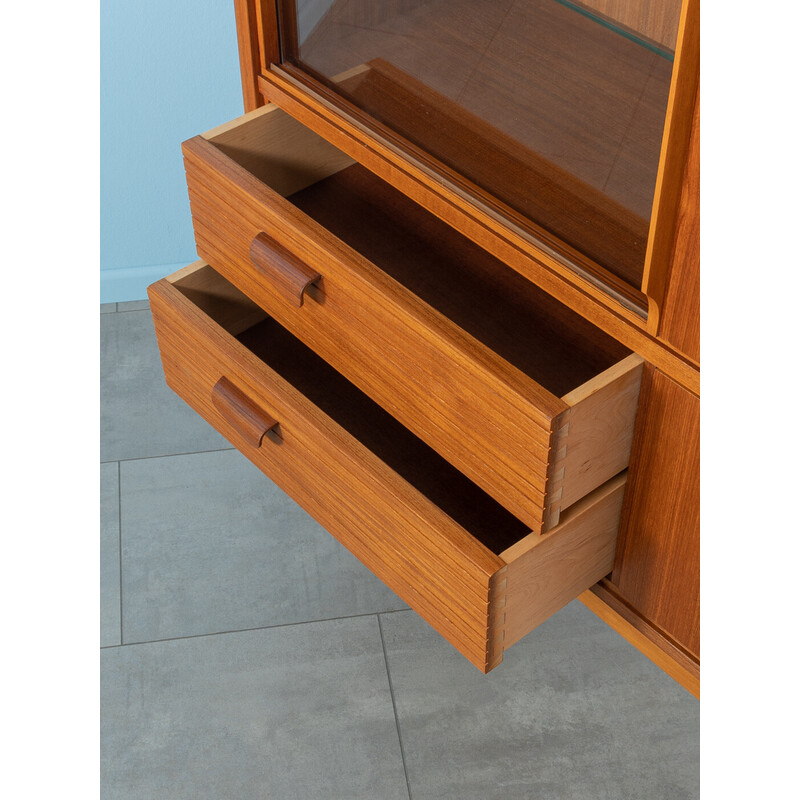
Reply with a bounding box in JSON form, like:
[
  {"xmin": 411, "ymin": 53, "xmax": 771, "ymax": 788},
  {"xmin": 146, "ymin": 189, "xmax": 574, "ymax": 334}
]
[{"xmin": 279, "ymin": 0, "xmax": 681, "ymax": 296}]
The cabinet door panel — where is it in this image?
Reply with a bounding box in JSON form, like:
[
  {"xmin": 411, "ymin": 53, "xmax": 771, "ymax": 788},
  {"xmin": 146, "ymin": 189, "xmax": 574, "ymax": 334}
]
[
  {"xmin": 275, "ymin": 0, "xmax": 681, "ymax": 297},
  {"xmin": 611, "ymin": 365, "xmax": 699, "ymax": 658}
]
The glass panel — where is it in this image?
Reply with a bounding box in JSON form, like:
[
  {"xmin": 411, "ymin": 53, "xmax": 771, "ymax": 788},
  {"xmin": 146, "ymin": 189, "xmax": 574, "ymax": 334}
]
[{"xmin": 279, "ymin": 0, "xmax": 681, "ymax": 296}]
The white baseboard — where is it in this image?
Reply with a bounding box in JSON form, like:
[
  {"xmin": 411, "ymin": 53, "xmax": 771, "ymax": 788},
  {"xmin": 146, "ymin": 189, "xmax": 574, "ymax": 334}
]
[{"xmin": 100, "ymin": 262, "xmax": 190, "ymax": 304}]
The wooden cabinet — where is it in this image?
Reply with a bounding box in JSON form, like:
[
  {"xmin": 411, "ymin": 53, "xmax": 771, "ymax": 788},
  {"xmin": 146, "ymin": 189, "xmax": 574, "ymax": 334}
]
[{"xmin": 150, "ymin": 0, "xmax": 699, "ymax": 692}]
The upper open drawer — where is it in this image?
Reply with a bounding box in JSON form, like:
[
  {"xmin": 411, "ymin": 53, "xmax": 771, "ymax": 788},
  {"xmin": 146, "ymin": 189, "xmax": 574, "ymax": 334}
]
[{"xmin": 182, "ymin": 103, "xmax": 643, "ymax": 533}]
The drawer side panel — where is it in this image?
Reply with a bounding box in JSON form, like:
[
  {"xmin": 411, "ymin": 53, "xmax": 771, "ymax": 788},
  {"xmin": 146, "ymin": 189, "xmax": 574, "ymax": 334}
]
[
  {"xmin": 544, "ymin": 355, "xmax": 643, "ymax": 529},
  {"xmin": 493, "ymin": 473, "xmax": 627, "ymax": 655}
]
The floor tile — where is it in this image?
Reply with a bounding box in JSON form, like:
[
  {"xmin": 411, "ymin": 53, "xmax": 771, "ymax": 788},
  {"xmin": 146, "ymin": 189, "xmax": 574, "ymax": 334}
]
[
  {"xmin": 380, "ymin": 603, "xmax": 699, "ymax": 800},
  {"xmin": 101, "ymin": 308, "xmax": 229, "ymax": 461},
  {"xmin": 117, "ymin": 299, "xmax": 150, "ymax": 312},
  {"xmin": 101, "ymin": 303, "xmax": 117, "ymax": 314},
  {"xmin": 101, "ymin": 462, "xmax": 121, "ymax": 647},
  {"xmin": 101, "ymin": 616, "xmax": 409, "ymax": 800},
  {"xmin": 120, "ymin": 448, "xmax": 408, "ymax": 643}
]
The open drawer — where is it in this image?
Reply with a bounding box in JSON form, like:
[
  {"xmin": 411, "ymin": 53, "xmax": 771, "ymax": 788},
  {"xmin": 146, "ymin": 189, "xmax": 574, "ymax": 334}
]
[
  {"xmin": 182, "ymin": 103, "xmax": 643, "ymax": 533},
  {"xmin": 148, "ymin": 262, "xmax": 629, "ymax": 672}
]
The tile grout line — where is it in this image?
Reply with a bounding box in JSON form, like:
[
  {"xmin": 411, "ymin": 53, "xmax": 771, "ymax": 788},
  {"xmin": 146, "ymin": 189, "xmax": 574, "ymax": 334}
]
[
  {"xmin": 99, "ymin": 607, "xmax": 412, "ymax": 650},
  {"xmin": 378, "ymin": 614, "xmax": 413, "ymax": 800},
  {"xmin": 102, "ymin": 304, "xmax": 151, "ymax": 314},
  {"xmin": 100, "ymin": 446, "xmax": 236, "ymax": 465},
  {"xmin": 117, "ymin": 460, "xmax": 124, "ymax": 646}
]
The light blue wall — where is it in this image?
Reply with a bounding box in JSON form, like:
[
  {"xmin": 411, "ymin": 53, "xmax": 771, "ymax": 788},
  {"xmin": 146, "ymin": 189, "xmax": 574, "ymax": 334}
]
[{"xmin": 101, "ymin": 1, "xmax": 244, "ymax": 302}]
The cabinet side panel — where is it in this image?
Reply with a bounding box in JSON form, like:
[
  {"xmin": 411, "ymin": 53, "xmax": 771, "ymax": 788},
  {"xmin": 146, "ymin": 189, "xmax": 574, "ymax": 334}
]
[
  {"xmin": 611, "ymin": 366, "xmax": 699, "ymax": 657},
  {"xmin": 658, "ymin": 90, "xmax": 699, "ymax": 363},
  {"xmin": 235, "ymin": 0, "xmax": 266, "ymax": 111},
  {"xmin": 641, "ymin": 0, "xmax": 698, "ymax": 329}
]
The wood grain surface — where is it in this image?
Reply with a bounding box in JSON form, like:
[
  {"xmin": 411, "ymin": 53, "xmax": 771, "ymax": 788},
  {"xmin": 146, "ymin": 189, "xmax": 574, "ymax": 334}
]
[
  {"xmin": 149, "ymin": 263, "xmax": 505, "ymax": 670},
  {"xmin": 234, "ymin": 0, "xmax": 269, "ymax": 111},
  {"xmin": 249, "ymin": 231, "xmax": 321, "ymax": 306},
  {"xmin": 239, "ymin": 3, "xmax": 699, "ymax": 391},
  {"xmin": 641, "ymin": 0, "xmax": 698, "ymax": 329},
  {"xmin": 495, "ymin": 474, "xmax": 627, "ymax": 653},
  {"xmin": 221, "ymin": 0, "xmax": 700, "ymax": 683},
  {"xmin": 182, "ymin": 105, "xmax": 642, "ymax": 530},
  {"xmin": 286, "ymin": 159, "xmax": 630, "ymax": 395},
  {"xmin": 610, "ymin": 365, "xmax": 699, "ymax": 657},
  {"xmin": 545, "ymin": 355, "xmax": 644, "ymax": 528},
  {"xmin": 184, "ymin": 134, "xmax": 556, "ymax": 531},
  {"xmin": 211, "ymin": 375, "xmax": 278, "ymax": 446},
  {"xmin": 658, "ymin": 86, "xmax": 699, "ymax": 363},
  {"xmin": 200, "ymin": 103, "xmax": 355, "ymax": 196},
  {"xmin": 148, "ymin": 261, "xmax": 633, "ymax": 672}
]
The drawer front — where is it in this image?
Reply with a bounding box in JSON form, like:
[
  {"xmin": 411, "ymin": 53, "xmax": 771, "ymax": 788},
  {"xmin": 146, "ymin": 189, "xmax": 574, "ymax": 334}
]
[
  {"xmin": 148, "ymin": 268, "xmax": 506, "ymax": 671},
  {"xmin": 183, "ymin": 134, "xmax": 565, "ymax": 532}
]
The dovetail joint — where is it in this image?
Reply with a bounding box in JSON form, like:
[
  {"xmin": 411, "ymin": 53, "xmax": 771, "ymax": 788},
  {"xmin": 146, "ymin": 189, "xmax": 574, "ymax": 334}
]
[
  {"xmin": 487, "ymin": 568, "xmax": 509, "ymax": 670},
  {"xmin": 544, "ymin": 414, "xmax": 571, "ymax": 531}
]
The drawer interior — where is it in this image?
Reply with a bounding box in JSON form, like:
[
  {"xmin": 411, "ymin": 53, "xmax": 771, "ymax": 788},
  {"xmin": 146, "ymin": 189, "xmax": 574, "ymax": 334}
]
[
  {"xmin": 173, "ymin": 264, "xmax": 531, "ymax": 555},
  {"xmin": 206, "ymin": 107, "xmax": 631, "ymax": 398}
]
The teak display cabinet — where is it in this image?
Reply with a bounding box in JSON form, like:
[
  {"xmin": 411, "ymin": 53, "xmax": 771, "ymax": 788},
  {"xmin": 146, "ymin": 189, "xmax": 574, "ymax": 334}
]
[{"xmin": 150, "ymin": 0, "xmax": 699, "ymax": 689}]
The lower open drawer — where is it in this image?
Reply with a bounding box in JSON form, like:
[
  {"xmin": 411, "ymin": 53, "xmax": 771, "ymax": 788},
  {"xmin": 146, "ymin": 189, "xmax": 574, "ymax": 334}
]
[{"xmin": 148, "ymin": 262, "xmax": 627, "ymax": 672}]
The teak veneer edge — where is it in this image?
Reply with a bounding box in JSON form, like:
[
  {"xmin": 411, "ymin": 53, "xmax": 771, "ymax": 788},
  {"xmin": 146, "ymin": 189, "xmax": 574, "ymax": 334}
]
[
  {"xmin": 641, "ymin": 0, "xmax": 699, "ymax": 333},
  {"xmin": 234, "ymin": 0, "xmax": 267, "ymax": 112}
]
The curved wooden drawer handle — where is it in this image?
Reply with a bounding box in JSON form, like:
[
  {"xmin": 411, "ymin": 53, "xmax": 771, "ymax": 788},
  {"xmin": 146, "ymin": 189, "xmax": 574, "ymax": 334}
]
[
  {"xmin": 249, "ymin": 231, "xmax": 321, "ymax": 307},
  {"xmin": 211, "ymin": 377, "xmax": 278, "ymax": 447}
]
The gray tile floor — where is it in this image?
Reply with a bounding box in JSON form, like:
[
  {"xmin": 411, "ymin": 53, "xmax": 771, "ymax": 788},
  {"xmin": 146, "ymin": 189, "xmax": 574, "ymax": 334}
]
[{"xmin": 101, "ymin": 302, "xmax": 699, "ymax": 800}]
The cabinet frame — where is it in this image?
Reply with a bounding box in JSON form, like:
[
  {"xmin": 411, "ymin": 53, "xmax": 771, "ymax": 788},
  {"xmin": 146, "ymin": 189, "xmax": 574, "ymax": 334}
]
[{"xmin": 230, "ymin": 0, "xmax": 700, "ymax": 696}]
